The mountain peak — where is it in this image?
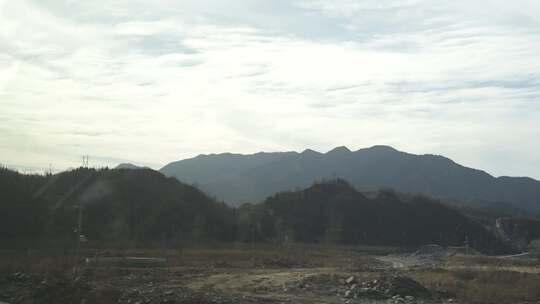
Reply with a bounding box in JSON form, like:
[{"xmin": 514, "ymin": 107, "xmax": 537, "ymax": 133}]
[
  {"xmin": 326, "ymin": 146, "xmax": 351, "ymax": 154},
  {"xmin": 301, "ymin": 148, "xmax": 322, "ymax": 155},
  {"xmin": 366, "ymin": 145, "xmax": 398, "ymax": 152}
]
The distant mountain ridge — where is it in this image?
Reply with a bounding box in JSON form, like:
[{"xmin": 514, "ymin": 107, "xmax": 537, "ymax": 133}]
[{"xmin": 160, "ymin": 145, "xmax": 540, "ymax": 210}]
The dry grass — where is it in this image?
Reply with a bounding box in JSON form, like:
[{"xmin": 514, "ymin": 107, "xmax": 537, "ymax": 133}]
[
  {"xmin": 449, "ymin": 254, "xmax": 540, "ymax": 268},
  {"xmin": 71, "ymin": 243, "xmax": 389, "ymax": 269},
  {"xmin": 0, "ymin": 254, "xmax": 75, "ymax": 275},
  {"xmin": 426, "ymin": 255, "xmax": 540, "ymax": 303},
  {"xmin": 167, "ymin": 244, "xmax": 383, "ymax": 269},
  {"xmin": 0, "ymin": 244, "xmax": 383, "ymax": 273},
  {"xmin": 410, "ymin": 267, "xmax": 540, "ymax": 303}
]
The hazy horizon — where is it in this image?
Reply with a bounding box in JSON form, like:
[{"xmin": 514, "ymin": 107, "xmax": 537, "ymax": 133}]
[{"xmin": 1, "ymin": 0, "xmax": 539, "ymax": 178}]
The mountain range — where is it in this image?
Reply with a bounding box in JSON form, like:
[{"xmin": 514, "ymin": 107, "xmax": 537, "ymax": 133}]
[{"xmin": 160, "ymin": 145, "xmax": 540, "ymax": 211}]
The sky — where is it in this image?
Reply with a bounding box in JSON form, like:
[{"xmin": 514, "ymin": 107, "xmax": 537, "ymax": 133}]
[{"xmin": 0, "ymin": 0, "xmax": 539, "ymax": 178}]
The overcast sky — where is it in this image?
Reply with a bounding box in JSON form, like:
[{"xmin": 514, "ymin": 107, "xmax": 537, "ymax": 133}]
[{"xmin": 1, "ymin": 0, "xmax": 539, "ymax": 178}]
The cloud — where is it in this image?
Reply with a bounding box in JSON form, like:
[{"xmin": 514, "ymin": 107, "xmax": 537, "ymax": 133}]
[{"xmin": 0, "ymin": 0, "xmax": 539, "ymax": 179}]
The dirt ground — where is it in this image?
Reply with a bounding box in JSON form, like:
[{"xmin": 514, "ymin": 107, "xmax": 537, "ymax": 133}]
[{"xmin": 1, "ymin": 245, "xmax": 539, "ymax": 304}]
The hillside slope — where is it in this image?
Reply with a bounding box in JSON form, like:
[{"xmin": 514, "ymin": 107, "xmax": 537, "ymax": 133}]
[{"xmin": 0, "ymin": 167, "xmax": 236, "ymax": 247}]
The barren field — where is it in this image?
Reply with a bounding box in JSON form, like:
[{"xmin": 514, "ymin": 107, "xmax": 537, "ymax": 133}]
[{"xmin": 1, "ymin": 245, "xmax": 539, "ymax": 304}]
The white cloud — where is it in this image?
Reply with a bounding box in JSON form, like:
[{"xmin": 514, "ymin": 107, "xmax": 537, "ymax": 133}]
[{"xmin": 0, "ymin": 0, "xmax": 539, "ymax": 178}]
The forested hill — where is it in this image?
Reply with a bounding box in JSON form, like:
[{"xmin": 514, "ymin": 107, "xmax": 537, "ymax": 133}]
[
  {"xmin": 0, "ymin": 167, "xmax": 513, "ymax": 253},
  {"xmin": 0, "ymin": 167, "xmax": 235, "ymax": 247},
  {"xmin": 238, "ymin": 180, "xmax": 509, "ymax": 253},
  {"xmin": 160, "ymin": 145, "xmax": 540, "ymax": 211}
]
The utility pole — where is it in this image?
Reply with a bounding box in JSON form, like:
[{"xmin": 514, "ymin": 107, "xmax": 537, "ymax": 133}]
[
  {"xmin": 465, "ymin": 235, "xmax": 469, "ymax": 255},
  {"xmin": 78, "ymin": 205, "xmax": 83, "ymax": 244},
  {"xmin": 73, "ymin": 204, "xmax": 85, "ymax": 278}
]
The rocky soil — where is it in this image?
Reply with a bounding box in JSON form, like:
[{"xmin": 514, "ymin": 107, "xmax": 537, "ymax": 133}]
[
  {"xmin": 0, "ymin": 265, "xmax": 455, "ymax": 304},
  {"xmin": 1, "ymin": 248, "xmax": 539, "ymax": 304}
]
